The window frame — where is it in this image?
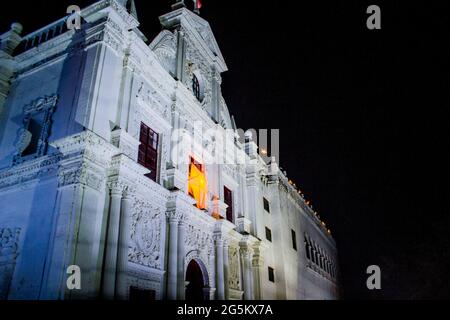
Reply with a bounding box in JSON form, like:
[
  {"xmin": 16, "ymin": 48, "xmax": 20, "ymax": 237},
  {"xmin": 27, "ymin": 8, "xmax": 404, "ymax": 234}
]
[
  {"xmin": 265, "ymin": 227, "xmax": 272, "ymax": 242},
  {"xmin": 268, "ymin": 267, "xmax": 275, "ymax": 283},
  {"xmin": 291, "ymin": 229, "xmax": 297, "ymax": 251},
  {"xmin": 13, "ymin": 95, "xmax": 58, "ymax": 165},
  {"xmin": 138, "ymin": 122, "xmax": 160, "ymax": 182},
  {"xmin": 192, "ymin": 74, "xmax": 202, "ymax": 102},
  {"xmin": 224, "ymin": 186, "xmax": 234, "ymax": 223},
  {"xmin": 263, "ymin": 197, "xmax": 270, "ymax": 213}
]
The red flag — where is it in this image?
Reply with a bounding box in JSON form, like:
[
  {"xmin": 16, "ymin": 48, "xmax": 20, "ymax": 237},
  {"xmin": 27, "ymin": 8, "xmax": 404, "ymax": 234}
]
[{"xmin": 197, "ymin": 0, "xmax": 202, "ymax": 9}]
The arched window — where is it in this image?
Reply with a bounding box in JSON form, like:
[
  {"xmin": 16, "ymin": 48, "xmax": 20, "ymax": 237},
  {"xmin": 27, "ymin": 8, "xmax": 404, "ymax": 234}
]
[{"xmin": 192, "ymin": 74, "xmax": 201, "ymax": 101}]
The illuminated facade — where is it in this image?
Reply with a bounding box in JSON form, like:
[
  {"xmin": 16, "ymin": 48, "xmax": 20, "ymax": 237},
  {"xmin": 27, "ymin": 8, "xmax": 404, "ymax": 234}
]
[{"xmin": 0, "ymin": 0, "xmax": 339, "ymax": 300}]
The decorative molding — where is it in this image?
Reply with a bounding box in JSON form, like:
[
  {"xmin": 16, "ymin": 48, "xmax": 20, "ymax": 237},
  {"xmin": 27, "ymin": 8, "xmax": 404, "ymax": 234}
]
[
  {"xmin": 58, "ymin": 163, "xmax": 104, "ymax": 190},
  {"xmin": 111, "ymin": 129, "xmax": 140, "ymax": 161},
  {"xmin": 150, "ymin": 30, "xmax": 176, "ymax": 76},
  {"xmin": 12, "ymin": 95, "xmax": 58, "ymax": 165},
  {"xmin": 82, "ymin": 0, "xmax": 139, "ymax": 30},
  {"xmin": 0, "ymin": 155, "xmax": 60, "ymax": 191}
]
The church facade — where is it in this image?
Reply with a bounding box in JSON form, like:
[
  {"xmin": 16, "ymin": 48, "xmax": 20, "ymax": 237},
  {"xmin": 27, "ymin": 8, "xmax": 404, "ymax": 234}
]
[{"xmin": 0, "ymin": 0, "xmax": 339, "ymax": 300}]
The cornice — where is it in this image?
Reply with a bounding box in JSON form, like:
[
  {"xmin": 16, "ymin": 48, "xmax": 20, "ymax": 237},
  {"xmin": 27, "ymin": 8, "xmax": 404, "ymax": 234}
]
[{"xmin": 0, "ymin": 154, "xmax": 60, "ymax": 191}]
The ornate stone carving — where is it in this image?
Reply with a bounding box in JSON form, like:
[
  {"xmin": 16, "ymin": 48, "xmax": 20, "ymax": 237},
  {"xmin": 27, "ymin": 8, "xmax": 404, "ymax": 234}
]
[
  {"xmin": 151, "ymin": 30, "xmax": 176, "ymax": 76},
  {"xmin": 129, "ymin": 200, "xmax": 162, "ymax": 269},
  {"xmin": 0, "ymin": 228, "xmax": 20, "ymax": 259},
  {"xmin": 58, "ymin": 164, "xmax": 104, "ymax": 190},
  {"xmin": 136, "ymin": 81, "xmax": 170, "ymax": 121},
  {"xmin": 13, "ymin": 95, "xmax": 58, "ymax": 165},
  {"xmin": 165, "ymin": 209, "xmax": 183, "ymax": 223},
  {"xmin": 82, "ymin": 0, "xmax": 139, "ymax": 30},
  {"xmin": 23, "ymin": 95, "xmax": 58, "ymax": 114},
  {"xmin": 0, "ymin": 228, "xmax": 21, "ymax": 299},
  {"xmin": 185, "ymin": 224, "xmax": 213, "ymax": 255},
  {"xmin": 228, "ymin": 246, "xmax": 240, "ymax": 290}
]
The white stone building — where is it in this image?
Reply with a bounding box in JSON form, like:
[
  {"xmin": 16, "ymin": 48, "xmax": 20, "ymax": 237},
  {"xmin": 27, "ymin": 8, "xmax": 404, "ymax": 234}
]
[{"xmin": 0, "ymin": 0, "xmax": 339, "ymax": 300}]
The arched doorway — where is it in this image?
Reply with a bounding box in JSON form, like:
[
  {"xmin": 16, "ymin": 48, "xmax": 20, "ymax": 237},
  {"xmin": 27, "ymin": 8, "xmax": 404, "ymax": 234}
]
[{"xmin": 185, "ymin": 260, "xmax": 206, "ymax": 301}]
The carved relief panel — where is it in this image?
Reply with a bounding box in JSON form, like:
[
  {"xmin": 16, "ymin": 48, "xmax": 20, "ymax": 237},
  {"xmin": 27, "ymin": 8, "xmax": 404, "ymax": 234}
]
[
  {"xmin": 0, "ymin": 228, "xmax": 21, "ymax": 300},
  {"xmin": 228, "ymin": 246, "xmax": 241, "ymax": 291},
  {"xmin": 129, "ymin": 199, "xmax": 163, "ymax": 270}
]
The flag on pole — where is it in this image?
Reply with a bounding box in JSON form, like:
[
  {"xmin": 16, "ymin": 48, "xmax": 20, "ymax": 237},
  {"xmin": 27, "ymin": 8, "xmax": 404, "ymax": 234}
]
[{"xmin": 197, "ymin": 0, "xmax": 202, "ymax": 9}]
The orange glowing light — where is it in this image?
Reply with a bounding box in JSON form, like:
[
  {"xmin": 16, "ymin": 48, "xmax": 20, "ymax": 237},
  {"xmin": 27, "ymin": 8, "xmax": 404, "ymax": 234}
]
[{"xmin": 188, "ymin": 160, "xmax": 208, "ymax": 210}]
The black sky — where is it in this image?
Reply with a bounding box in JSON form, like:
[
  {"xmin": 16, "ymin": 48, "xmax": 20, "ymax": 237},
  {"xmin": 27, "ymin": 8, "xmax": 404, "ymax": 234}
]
[{"xmin": 1, "ymin": 0, "xmax": 449, "ymax": 300}]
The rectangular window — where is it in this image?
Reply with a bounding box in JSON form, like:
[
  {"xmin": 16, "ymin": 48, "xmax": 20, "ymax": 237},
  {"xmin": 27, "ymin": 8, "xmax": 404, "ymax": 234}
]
[
  {"xmin": 263, "ymin": 197, "xmax": 270, "ymax": 213},
  {"xmin": 268, "ymin": 267, "xmax": 275, "ymax": 283},
  {"xmin": 265, "ymin": 227, "xmax": 272, "ymax": 242},
  {"xmin": 291, "ymin": 229, "xmax": 297, "ymax": 251},
  {"xmin": 224, "ymin": 186, "xmax": 233, "ymax": 223},
  {"xmin": 138, "ymin": 123, "xmax": 159, "ymax": 182}
]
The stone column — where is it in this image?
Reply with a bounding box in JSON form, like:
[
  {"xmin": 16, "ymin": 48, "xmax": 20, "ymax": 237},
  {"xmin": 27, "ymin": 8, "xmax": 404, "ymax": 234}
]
[
  {"xmin": 204, "ymin": 287, "xmax": 216, "ymax": 301},
  {"xmin": 215, "ymin": 237, "xmax": 225, "ymax": 300},
  {"xmin": 167, "ymin": 211, "xmax": 179, "ymax": 300},
  {"xmin": 175, "ymin": 29, "xmax": 186, "ymax": 82},
  {"xmin": 209, "ymin": 253, "xmax": 216, "ymax": 297},
  {"xmin": 115, "ymin": 187, "xmax": 134, "ymax": 299},
  {"xmin": 177, "ymin": 220, "xmax": 186, "ymax": 300},
  {"xmin": 102, "ymin": 183, "xmax": 123, "ymax": 299},
  {"xmin": 240, "ymin": 246, "xmax": 253, "ymax": 300},
  {"xmin": 308, "ymin": 245, "xmax": 313, "ymax": 264},
  {"xmin": 223, "ymin": 241, "xmax": 230, "ymax": 300},
  {"xmin": 252, "ymin": 247, "xmax": 264, "ymax": 300}
]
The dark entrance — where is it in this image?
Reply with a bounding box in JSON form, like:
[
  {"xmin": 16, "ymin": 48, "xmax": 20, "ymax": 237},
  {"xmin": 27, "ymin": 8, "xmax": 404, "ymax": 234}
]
[{"xmin": 185, "ymin": 260, "xmax": 205, "ymax": 301}]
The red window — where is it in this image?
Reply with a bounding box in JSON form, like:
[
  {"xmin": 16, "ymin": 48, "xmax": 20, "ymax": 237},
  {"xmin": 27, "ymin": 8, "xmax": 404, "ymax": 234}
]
[
  {"xmin": 138, "ymin": 123, "xmax": 159, "ymax": 182},
  {"xmin": 190, "ymin": 157, "xmax": 204, "ymax": 172},
  {"xmin": 224, "ymin": 186, "xmax": 233, "ymax": 222}
]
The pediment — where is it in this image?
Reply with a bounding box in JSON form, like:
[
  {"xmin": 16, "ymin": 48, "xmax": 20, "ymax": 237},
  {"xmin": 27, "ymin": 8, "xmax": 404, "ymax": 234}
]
[
  {"xmin": 185, "ymin": 11, "xmax": 226, "ymax": 69},
  {"xmin": 159, "ymin": 8, "xmax": 228, "ymax": 73}
]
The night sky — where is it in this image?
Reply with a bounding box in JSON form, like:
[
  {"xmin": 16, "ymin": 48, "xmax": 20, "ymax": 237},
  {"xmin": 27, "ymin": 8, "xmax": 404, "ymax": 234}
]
[{"xmin": 1, "ymin": 0, "xmax": 449, "ymax": 300}]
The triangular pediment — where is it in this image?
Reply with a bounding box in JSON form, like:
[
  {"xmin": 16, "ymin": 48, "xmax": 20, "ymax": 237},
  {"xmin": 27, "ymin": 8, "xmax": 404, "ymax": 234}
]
[
  {"xmin": 185, "ymin": 10, "xmax": 226, "ymax": 69},
  {"xmin": 159, "ymin": 8, "xmax": 228, "ymax": 73}
]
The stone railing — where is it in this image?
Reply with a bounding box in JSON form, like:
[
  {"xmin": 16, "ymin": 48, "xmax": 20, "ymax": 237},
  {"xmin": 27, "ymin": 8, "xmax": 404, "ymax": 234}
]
[{"xmin": 14, "ymin": 16, "xmax": 71, "ymax": 55}]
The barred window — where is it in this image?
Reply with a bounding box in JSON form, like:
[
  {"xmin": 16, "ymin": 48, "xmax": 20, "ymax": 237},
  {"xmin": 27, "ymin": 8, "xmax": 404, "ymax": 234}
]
[{"xmin": 192, "ymin": 74, "xmax": 201, "ymax": 101}]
